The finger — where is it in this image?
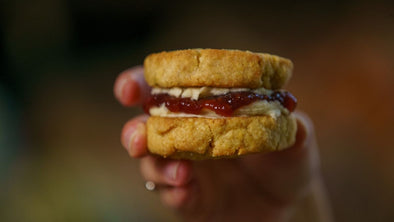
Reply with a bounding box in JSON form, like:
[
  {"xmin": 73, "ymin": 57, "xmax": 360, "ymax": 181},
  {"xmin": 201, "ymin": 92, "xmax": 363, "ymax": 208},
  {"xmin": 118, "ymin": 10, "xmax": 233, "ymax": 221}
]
[
  {"xmin": 293, "ymin": 111, "xmax": 321, "ymax": 172},
  {"xmin": 275, "ymin": 112, "xmax": 320, "ymax": 175},
  {"xmin": 121, "ymin": 114, "xmax": 149, "ymax": 158},
  {"xmin": 140, "ymin": 156, "xmax": 193, "ymax": 187},
  {"xmin": 113, "ymin": 66, "xmax": 150, "ymax": 106},
  {"xmin": 160, "ymin": 184, "xmax": 194, "ymax": 209}
]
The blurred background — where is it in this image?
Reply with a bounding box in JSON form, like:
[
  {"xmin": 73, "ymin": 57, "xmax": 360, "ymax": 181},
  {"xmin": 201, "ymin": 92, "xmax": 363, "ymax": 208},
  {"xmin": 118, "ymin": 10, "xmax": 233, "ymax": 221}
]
[{"xmin": 1, "ymin": 0, "xmax": 394, "ymax": 221}]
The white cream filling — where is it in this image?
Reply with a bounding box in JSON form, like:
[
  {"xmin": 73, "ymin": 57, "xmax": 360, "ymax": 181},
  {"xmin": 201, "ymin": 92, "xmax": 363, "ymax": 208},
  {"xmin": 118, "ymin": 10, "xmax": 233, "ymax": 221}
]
[{"xmin": 151, "ymin": 87, "xmax": 273, "ymax": 100}]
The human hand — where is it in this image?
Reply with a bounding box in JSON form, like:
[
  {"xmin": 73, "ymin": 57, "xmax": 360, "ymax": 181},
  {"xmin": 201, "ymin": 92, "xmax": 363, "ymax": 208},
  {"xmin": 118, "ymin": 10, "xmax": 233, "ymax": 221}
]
[{"xmin": 114, "ymin": 66, "xmax": 324, "ymax": 222}]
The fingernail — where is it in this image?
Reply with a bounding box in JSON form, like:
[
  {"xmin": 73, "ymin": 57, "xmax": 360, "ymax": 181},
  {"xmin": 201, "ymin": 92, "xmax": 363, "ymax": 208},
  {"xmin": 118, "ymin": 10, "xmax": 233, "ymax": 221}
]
[
  {"xmin": 126, "ymin": 123, "xmax": 145, "ymax": 156},
  {"xmin": 131, "ymin": 71, "xmax": 150, "ymax": 101},
  {"xmin": 167, "ymin": 161, "xmax": 180, "ymax": 181},
  {"xmin": 132, "ymin": 124, "xmax": 147, "ymax": 155},
  {"xmin": 291, "ymin": 111, "xmax": 313, "ymax": 148},
  {"xmin": 115, "ymin": 77, "xmax": 128, "ymax": 101}
]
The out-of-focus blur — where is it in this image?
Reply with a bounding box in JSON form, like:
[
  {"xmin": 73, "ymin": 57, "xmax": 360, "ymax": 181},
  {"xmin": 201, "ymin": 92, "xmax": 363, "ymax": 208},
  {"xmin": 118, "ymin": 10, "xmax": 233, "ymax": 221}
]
[{"xmin": 1, "ymin": 0, "xmax": 393, "ymax": 221}]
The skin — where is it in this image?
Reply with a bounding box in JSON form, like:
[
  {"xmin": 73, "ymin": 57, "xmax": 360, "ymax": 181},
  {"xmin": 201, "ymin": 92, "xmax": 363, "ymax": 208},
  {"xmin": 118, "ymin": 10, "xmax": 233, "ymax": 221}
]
[{"xmin": 114, "ymin": 66, "xmax": 324, "ymax": 221}]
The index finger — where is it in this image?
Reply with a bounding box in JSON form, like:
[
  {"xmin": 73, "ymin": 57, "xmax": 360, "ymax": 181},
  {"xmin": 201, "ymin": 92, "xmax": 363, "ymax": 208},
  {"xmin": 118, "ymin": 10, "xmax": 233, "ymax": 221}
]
[{"xmin": 113, "ymin": 66, "xmax": 151, "ymax": 106}]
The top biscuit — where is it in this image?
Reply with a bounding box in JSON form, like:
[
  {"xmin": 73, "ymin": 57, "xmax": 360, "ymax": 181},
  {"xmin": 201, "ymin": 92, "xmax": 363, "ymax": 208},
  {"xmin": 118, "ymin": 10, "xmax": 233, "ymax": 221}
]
[{"xmin": 144, "ymin": 49, "xmax": 293, "ymax": 89}]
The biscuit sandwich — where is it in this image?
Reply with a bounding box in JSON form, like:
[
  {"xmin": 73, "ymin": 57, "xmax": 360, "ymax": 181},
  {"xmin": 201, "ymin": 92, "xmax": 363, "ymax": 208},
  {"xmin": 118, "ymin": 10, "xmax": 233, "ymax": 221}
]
[{"xmin": 143, "ymin": 49, "xmax": 297, "ymax": 160}]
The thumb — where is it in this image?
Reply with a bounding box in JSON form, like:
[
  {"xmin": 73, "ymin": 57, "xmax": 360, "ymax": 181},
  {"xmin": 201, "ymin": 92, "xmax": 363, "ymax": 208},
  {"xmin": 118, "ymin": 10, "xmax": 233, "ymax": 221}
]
[{"xmin": 238, "ymin": 112, "xmax": 320, "ymax": 205}]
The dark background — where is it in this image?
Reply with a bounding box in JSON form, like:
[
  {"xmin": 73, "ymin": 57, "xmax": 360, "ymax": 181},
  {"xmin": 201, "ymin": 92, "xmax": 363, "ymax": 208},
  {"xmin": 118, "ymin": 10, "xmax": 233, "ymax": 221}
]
[{"xmin": 1, "ymin": 0, "xmax": 394, "ymax": 221}]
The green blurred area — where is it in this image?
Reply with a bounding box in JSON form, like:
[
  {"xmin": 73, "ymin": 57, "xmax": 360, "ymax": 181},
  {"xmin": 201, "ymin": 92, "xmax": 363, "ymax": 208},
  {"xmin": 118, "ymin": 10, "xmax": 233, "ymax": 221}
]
[{"xmin": 1, "ymin": 0, "xmax": 394, "ymax": 221}]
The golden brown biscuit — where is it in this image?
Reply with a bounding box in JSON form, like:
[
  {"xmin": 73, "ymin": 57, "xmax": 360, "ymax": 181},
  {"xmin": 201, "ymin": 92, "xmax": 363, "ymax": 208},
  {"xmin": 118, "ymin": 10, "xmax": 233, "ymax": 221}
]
[
  {"xmin": 144, "ymin": 49, "xmax": 293, "ymax": 89},
  {"xmin": 146, "ymin": 115, "xmax": 297, "ymax": 160}
]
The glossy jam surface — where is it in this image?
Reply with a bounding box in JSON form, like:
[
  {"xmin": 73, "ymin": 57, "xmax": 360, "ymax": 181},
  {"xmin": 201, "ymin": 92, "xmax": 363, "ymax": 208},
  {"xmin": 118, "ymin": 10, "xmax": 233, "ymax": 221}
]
[{"xmin": 143, "ymin": 91, "xmax": 297, "ymax": 117}]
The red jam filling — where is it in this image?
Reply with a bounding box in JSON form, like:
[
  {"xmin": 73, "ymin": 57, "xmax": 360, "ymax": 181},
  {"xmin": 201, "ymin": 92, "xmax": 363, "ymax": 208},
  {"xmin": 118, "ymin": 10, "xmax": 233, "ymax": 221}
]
[{"xmin": 143, "ymin": 91, "xmax": 297, "ymax": 117}]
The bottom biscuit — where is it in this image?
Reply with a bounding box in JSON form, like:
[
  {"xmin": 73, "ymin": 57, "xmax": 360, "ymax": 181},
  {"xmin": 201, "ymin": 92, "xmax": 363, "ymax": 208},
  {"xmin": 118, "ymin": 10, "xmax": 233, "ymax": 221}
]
[{"xmin": 146, "ymin": 115, "xmax": 297, "ymax": 160}]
